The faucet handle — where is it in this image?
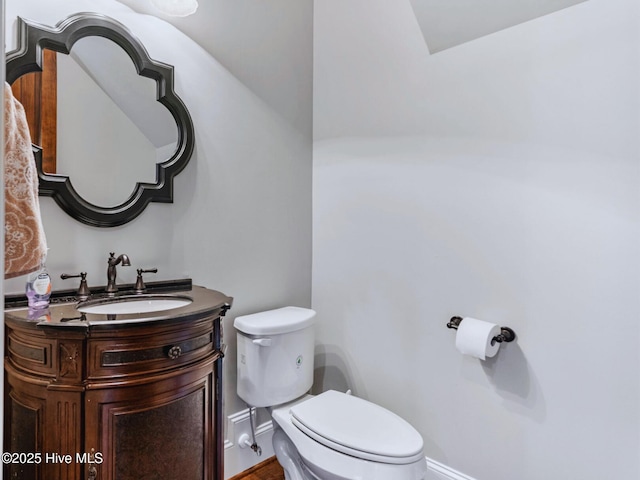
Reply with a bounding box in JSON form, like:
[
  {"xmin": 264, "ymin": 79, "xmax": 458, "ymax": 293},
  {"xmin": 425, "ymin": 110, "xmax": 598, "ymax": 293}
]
[
  {"xmin": 61, "ymin": 272, "xmax": 90, "ymax": 301},
  {"xmin": 135, "ymin": 268, "xmax": 158, "ymax": 294}
]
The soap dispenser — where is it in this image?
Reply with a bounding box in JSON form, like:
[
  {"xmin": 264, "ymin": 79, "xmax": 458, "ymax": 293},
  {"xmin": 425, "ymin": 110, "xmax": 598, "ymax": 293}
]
[{"xmin": 26, "ymin": 263, "xmax": 52, "ymax": 309}]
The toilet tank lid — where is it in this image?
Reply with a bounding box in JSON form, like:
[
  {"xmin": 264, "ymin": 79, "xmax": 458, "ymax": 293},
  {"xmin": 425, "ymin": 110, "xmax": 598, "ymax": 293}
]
[{"xmin": 234, "ymin": 306, "xmax": 316, "ymax": 335}]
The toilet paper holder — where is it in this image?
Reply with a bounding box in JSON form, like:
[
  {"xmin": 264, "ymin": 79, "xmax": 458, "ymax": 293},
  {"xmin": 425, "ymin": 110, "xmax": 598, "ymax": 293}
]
[{"xmin": 446, "ymin": 316, "xmax": 516, "ymax": 345}]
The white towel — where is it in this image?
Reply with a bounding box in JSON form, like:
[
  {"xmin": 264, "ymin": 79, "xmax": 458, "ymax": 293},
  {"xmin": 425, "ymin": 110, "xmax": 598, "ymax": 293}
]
[{"xmin": 4, "ymin": 82, "xmax": 48, "ymax": 279}]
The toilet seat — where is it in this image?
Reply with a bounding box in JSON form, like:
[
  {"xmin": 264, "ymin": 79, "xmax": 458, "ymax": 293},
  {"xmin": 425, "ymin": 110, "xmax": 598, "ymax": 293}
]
[{"xmin": 289, "ymin": 390, "xmax": 424, "ymax": 465}]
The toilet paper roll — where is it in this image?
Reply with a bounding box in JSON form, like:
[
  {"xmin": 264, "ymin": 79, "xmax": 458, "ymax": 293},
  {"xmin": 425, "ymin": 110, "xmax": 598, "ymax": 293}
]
[{"xmin": 455, "ymin": 317, "xmax": 502, "ymax": 360}]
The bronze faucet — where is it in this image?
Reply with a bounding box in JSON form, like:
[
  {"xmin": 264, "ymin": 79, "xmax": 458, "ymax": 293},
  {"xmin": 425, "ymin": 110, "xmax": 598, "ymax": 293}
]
[{"xmin": 106, "ymin": 252, "xmax": 131, "ymax": 296}]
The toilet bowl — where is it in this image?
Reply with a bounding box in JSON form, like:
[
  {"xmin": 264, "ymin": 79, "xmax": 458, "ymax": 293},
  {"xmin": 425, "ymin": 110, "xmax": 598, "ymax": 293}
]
[
  {"xmin": 271, "ymin": 392, "xmax": 427, "ymax": 480},
  {"xmin": 234, "ymin": 307, "xmax": 427, "ymax": 480}
]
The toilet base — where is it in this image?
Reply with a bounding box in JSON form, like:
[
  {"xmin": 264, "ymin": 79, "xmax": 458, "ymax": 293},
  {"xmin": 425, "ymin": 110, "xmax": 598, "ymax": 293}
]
[{"xmin": 273, "ymin": 424, "xmax": 319, "ymax": 480}]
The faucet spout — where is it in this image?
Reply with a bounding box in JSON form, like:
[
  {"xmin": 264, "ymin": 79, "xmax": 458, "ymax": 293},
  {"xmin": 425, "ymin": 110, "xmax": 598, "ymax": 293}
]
[
  {"xmin": 113, "ymin": 254, "xmax": 131, "ymax": 267},
  {"xmin": 106, "ymin": 252, "xmax": 131, "ymax": 296}
]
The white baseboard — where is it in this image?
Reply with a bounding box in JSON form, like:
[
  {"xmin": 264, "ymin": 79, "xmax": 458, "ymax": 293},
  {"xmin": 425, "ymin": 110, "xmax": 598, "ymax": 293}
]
[
  {"xmin": 224, "ymin": 411, "xmax": 474, "ymax": 480},
  {"xmin": 224, "ymin": 409, "xmax": 275, "ymax": 479},
  {"xmin": 426, "ymin": 457, "xmax": 477, "ymax": 480}
]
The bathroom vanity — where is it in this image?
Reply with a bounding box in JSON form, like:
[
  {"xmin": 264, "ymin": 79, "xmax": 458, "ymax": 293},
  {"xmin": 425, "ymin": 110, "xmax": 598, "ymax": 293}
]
[{"xmin": 3, "ymin": 282, "xmax": 231, "ymax": 480}]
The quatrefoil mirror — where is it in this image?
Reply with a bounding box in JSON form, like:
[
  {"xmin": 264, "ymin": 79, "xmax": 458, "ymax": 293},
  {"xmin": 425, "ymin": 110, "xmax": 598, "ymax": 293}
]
[{"xmin": 6, "ymin": 13, "xmax": 195, "ymax": 227}]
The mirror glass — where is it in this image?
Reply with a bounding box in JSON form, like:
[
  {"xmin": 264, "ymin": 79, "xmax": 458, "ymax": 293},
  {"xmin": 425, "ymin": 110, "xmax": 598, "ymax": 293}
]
[
  {"xmin": 21, "ymin": 37, "xmax": 178, "ymax": 207},
  {"xmin": 57, "ymin": 36, "xmax": 178, "ymax": 207}
]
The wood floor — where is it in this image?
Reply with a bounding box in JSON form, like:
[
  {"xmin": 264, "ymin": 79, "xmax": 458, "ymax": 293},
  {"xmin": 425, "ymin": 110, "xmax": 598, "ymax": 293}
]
[{"xmin": 228, "ymin": 456, "xmax": 285, "ymax": 480}]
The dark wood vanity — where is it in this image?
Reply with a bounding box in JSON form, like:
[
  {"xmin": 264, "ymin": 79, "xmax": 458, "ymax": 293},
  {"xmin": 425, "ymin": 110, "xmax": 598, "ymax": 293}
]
[{"xmin": 3, "ymin": 283, "xmax": 231, "ymax": 480}]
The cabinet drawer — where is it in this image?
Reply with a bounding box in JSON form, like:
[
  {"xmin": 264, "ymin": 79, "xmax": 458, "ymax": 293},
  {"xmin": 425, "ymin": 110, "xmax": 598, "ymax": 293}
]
[
  {"xmin": 6, "ymin": 330, "xmax": 55, "ymax": 377},
  {"xmin": 87, "ymin": 321, "xmax": 216, "ymax": 380}
]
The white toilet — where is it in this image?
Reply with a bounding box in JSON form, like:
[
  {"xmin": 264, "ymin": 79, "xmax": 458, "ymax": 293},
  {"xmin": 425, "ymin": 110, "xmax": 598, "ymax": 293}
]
[{"xmin": 234, "ymin": 306, "xmax": 427, "ymax": 480}]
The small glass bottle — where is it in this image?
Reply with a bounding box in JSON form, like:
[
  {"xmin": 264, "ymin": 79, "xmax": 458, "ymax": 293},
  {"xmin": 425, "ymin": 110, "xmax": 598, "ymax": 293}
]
[{"xmin": 26, "ymin": 265, "xmax": 52, "ymax": 309}]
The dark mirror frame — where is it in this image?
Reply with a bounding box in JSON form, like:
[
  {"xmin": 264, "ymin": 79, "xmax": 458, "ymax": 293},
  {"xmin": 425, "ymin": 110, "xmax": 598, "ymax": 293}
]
[{"xmin": 6, "ymin": 12, "xmax": 195, "ymax": 228}]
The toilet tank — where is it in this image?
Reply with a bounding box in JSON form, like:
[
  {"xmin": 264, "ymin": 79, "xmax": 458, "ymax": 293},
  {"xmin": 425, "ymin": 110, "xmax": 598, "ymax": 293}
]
[{"xmin": 234, "ymin": 307, "xmax": 316, "ymax": 408}]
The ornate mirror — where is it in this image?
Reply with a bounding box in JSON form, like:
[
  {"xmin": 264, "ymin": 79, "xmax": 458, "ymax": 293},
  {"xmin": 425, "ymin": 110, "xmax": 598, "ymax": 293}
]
[{"xmin": 6, "ymin": 13, "xmax": 195, "ymax": 227}]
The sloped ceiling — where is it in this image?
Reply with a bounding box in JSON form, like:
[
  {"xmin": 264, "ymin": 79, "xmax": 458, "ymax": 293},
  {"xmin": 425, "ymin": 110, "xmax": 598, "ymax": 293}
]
[
  {"xmin": 408, "ymin": 0, "xmax": 588, "ymax": 53},
  {"xmin": 115, "ymin": 0, "xmax": 314, "ymax": 136}
]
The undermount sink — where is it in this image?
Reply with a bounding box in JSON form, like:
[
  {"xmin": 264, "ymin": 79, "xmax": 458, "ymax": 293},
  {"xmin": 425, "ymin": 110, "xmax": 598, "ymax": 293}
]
[{"xmin": 77, "ymin": 294, "xmax": 192, "ymax": 315}]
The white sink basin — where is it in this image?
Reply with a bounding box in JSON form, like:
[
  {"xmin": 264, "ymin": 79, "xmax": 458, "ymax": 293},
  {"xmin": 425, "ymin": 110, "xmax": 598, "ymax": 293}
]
[{"xmin": 77, "ymin": 295, "xmax": 192, "ymax": 315}]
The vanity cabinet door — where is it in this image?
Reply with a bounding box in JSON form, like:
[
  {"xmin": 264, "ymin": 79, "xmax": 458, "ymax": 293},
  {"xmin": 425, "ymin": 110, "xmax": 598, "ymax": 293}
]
[
  {"xmin": 84, "ymin": 355, "xmax": 220, "ymax": 480},
  {"xmin": 3, "ymin": 379, "xmax": 46, "ymax": 480},
  {"xmin": 4, "ymin": 333, "xmax": 85, "ymax": 480}
]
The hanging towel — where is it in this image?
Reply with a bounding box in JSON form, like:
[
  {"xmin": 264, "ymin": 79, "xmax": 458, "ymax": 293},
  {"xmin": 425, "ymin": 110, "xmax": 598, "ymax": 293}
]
[{"xmin": 4, "ymin": 82, "xmax": 48, "ymax": 279}]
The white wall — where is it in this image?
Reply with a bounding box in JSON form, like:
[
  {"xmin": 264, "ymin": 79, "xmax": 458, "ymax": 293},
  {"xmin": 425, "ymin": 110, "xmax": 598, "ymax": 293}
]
[
  {"xmin": 313, "ymin": 1, "xmax": 639, "ymax": 479},
  {"xmin": 4, "ymin": 0, "xmax": 313, "ymax": 443}
]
